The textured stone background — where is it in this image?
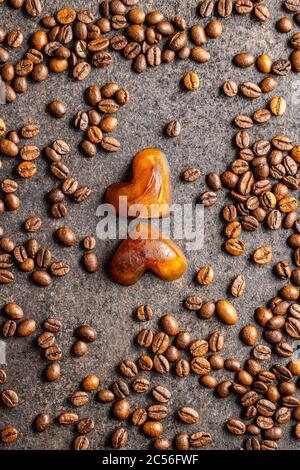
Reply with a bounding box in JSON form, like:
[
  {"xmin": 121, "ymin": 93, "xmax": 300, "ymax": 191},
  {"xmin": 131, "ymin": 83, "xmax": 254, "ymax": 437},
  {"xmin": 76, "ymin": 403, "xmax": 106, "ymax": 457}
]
[{"xmin": 0, "ymin": 0, "xmax": 299, "ymax": 450}]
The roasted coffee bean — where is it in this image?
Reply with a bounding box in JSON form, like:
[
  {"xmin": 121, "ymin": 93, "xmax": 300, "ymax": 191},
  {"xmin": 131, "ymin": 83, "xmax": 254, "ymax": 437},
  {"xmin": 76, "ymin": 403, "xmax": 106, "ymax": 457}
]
[
  {"xmin": 234, "ymin": 52, "xmax": 255, "ymax": 68},
  {"xmin": 2, "ymin": 320, "xmax": 17, "ymax": 338},
  {"xmin": 1, "ymin": 427, "xmax": 19, "ymax": 443},
  {"xmin": 35, "ymin": 413, "xmax": 52, "ymax": 432},
  {"xmin": 44, "ymin": 344, "xmax": 62, "ymax": 361},
  {"xmin": 76, "ymin": 417, "xmax": 94, "ymax": 435},
  {"xmin": 174, "ymin": 432, "xmax": 190, "ymax": 450},
  {"xmin": 153, "ymin": 354, "xmax": 170, "ymax": 374},
  {"xmin": 113, "ymin": 380, "xmax": 129, "ymax": 399},
  {"xmin": 113, "ymin": 399, "xmax": 131, "ymax": 420},
  {"xmin": 136, "ymin": 305, "xmax": 153, "ymax": 322},
  {"xmin": 165, "ymin": 120, "xmax": 181, "ymax": 138},
  {"xmin": 73, "ymin": 62, "xmax": 91, "ymax": 80},
  {"xmin": 223, "ymin": 80, "xmax": 238, "ymax": 97},
  {"xmin": 43, "ymin": 317, "xmax": 62, "ymax": 333},
  {"xmin": 44, "ymin": 362, "xmax": 61, "ymax": 382},
  {"xmin": 97, "ymin": 389, "xmax": 115, "ymax": 403},
  {"xmin": 272, "ymin": 59, "xmax": 292, "ymax": 76},
  {"xmin": 132, "ymin": 376, "xmax": 149, "ymax": 393},
  {"xmin": 152, "ymin": 385, "xmax": 171, "ymax": 403},
  {"xmin": 230, "ymin": 274, "xmax": 246, "ymax": 297},
  {"xmin": 72, "ymin": 340, "xmax": 87, "ymax": 357},
  {"xmin": 252, "ymin": 344, "xmax": 271, "ymax": 360},
  {"xmin": 185, "ymin": 295, "xmax": 202, "ymax": 311},
  {"xmin": 199, "ymin": 191, "xmax": 218, "ymax": 207},
  {"xmin": 58, "ymin": 412, "xmax": 78, "ymax": 425},
  {"xmin": 17, "ymin": 318, "xmax": 37, "ymax": 337},
  {"xmin": 81, "ymin": 374, "xmax": 100, "ymax": 392},
  {"xmin": 0, "ymin": 368, "xmax": 7, "ymax": 384},
  {"xmin": 178, "ymin": 406, "xmax": 199, "ymax": 424},
  {"xmin": 191, "ymin": 357, "xmax": 210, "ymax": 375},
  {"xmin": 120, "ymin": 359, "xmax": 138, "ymax": 378},
  {"xmin": 147, "ymin": 404, "xmax": 168, "ymax": 421},
  {"xmin": 111, "ymin": 427, "xmax": 128, "ymax": 449},
  {"xmin": 1, "ymin": 389, "xmax": 19, "ymax": 408},
  {"xmin": 175, "ymin": 358, "xmax": 190, "ymax": 377},
  {"xmin": 37, "ymin": 332, "xmax": 55, "ymax": 349},
  {"xmin": 183, "ymin": 71, "xmax": 200, "ymax": 91},
  {"xmin": 254, "ymin": 3, "xmax": 270, "ymax": 21},
  {"xmin": 190, "ymin": 339, "xmax": 209, "ymax": 357}
]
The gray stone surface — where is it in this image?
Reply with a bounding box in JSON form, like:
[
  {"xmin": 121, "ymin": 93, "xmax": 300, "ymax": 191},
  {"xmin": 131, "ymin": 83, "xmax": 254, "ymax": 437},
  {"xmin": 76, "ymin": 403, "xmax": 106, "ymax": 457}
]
[{"xmin": 0, "ymin": 0, "xmax": 299, "ymax": 450}]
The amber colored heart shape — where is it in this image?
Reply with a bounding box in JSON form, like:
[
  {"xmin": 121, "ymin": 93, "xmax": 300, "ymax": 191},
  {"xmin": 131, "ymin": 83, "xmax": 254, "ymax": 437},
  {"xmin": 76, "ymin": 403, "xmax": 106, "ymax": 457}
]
[
  {"xmin": 109, "ymin": 223, "xmax": 187, "ymax": 285},
  {"xmin": 105, "ymin": 148, "xmax": 171, "ymax": 218}
]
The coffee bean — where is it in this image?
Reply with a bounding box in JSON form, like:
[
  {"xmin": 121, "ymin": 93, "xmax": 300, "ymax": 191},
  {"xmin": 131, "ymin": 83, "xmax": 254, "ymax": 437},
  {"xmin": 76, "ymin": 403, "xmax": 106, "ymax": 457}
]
[
  {"xmin": 101, "ymin": 136, "xmax": 120, "ymax": 152},
  {"xmin": 226, "ymin": 419, "xmax": 246, "ymax": 435},
  {"xmin": 73, "ymin": 435, "xmax": 89, "ymax": 451},
  {"xmin": 153, "ymin": 354, "xmax": 170, "ymax": 374},
  {"xmin": 1, "ymin": 427, "xmax": 19, "ymax": 443},
  {"xmin": 119, "ymin": 359, "xmax": 138, "ymax": 378},
  {"xmin": 73, "ymin": 61, "xmax": 91, "ymax": 80},
  {"xmin": 34, "ymin": 413, "xmax": 52, "ymax": 432},
  {"xmin": 113, "ymin": 380, "xmax": 129, "ymax": 399},
  {"xmin": 252, "ymin": 246, "xmax": 272, "ymax": 264},
  {"xmin": 71, "ymin": 391, "xmax": 89, "ymax": 407},
  {"xmin": 285, "ymin": 0, "xmax": 300, "ymax": 11},
  {"xmin": 113, "ymin": 399, "xmax": 131, "ymax": 420},
  {"xmin": 151, "ymin": 385, "xmax": 171, "ymax": 403},
  {"xmin": 2, "ymin": 320, "xmax": 16, "ymax": 337},
  {"xmin": 112, "ymin": 427, "xmax": 128, "ymax": 449},
  {"xmin": 184, "ymin": 295, "xmax": 202, "ymax": 311},
  {"xmin": 45, "ymin": 344, "xmax": 62, "ymax": 361},
  {"xmin": 191, "ymin": 357, "xmax": 210, "ymax": 375},
  {"xmin": 165, "ymin": 120, "xmax": 181, "ymax": 138},
  {"xmin": 199, "ymin": 191, "xmax": 218, "ymax": 207},
  {"xmin": 58, "ymin": 412, "xmax": 78, "ymax": 425},
  {"xmin": 183, "ymin": 71, "xmax": 200, "ymax": 91},
  {"xmin": 42, "ymin": 317, "xmax": 62, "ymax": 333},
  {"xmin": 56, "ymin": 226, "xmax": 77, "ymax": 247},
  {"xmin": 234, "ymin": 52, "xmax": 255, "ymax": 68},
  {"xmin": 189, "ymin": 431, "xmax": 212, "ymax": 448},
  {"xmin": 252, "ymin": 344, "xmax": 271, "ymax": 360},
  {"xmin": 97, "ymin": 389, "xmax": 115, "ymax": 403},
  {"xmin": 37, "ymin": 332, "xmax": 55, "ymax": 349},
  {"xmin": 17, "ymin": 318, "xmax": 37, "ymax": 337},
  {"xmin": 272, "ymin": 59, "xmax": 292, "ymax": 76},
  {"xmin": 44, "ymin": 362, "xmax": 61, "ymax": 382},
  {"xmin": 181, "ymin": 167, "xmax": 201, "ymax": 182}
]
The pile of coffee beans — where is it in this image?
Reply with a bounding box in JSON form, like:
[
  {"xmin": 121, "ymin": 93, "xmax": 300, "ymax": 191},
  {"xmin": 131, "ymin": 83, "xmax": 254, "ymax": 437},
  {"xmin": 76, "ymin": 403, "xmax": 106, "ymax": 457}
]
[{"xmin": 74, "ymin": 82, "xmax": 130, "ymax": 157}]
